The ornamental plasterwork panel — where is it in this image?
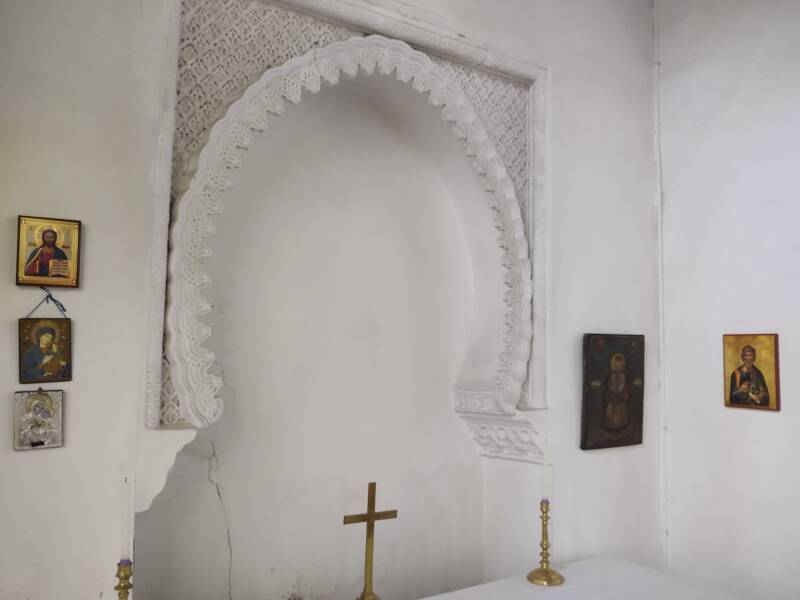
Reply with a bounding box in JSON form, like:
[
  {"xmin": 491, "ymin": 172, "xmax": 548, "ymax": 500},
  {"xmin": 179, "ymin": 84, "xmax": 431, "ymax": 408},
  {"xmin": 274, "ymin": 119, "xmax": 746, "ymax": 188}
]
[
  {"xmin": 158, "ymin": 356, "xmax": 185, "ymax": 427},
  {"xmin": 460, "ymin": 415, "xmax": 543, "ymax": 463},
  {"xmin": 153, "ymin": 0, "xmax": 544, "ymax": 462},
  {"xmin": 432, "ymin": 58, "xmax": 530, "ymax": 231},
  {"xmin": 172, "ymin": 0, "xmax": 360, "ymax": 199}
]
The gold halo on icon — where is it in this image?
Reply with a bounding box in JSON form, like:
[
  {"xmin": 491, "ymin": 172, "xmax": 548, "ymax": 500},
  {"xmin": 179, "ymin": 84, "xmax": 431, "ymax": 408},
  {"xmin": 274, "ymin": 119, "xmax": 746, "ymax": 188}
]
[
  {"xmin": 609, "ymin": 352, "xmax": 626, "ymax": 370},
  {"xmin": 29, "ymin": 320, "xmax": 62, "ymax": 346},
  {"xmin": 32, "ymin": 223, "xmax": 66, "ymax": 247},
  {"xmin": 25, "ymin": 390, "xmax": 54, "ymax": 412}
]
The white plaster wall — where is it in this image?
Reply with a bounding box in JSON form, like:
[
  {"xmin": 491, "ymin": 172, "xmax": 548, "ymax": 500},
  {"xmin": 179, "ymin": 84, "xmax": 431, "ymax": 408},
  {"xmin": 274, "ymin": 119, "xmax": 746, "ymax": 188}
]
[
  {"xmin": 135, "ymin": 77, "xmax": 490, "ymax": 600},
  {"xmin": 0, "ymin": 0, "xmax": 175, "ymax": 597},
  {"xmin": 415, "ymin": 0, "xmax": 664, "ymax": 578},
  {"xmin": 658, "ymin": 2, "xmax": 800, "ymax": 598}
]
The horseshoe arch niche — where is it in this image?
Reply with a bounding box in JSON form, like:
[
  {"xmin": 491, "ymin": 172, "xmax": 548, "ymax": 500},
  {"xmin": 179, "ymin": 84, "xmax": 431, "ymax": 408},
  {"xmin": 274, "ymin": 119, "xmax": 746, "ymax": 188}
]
[{"xmin": 152, "ymin": 10, "xmax": 551, "ymax": 463}]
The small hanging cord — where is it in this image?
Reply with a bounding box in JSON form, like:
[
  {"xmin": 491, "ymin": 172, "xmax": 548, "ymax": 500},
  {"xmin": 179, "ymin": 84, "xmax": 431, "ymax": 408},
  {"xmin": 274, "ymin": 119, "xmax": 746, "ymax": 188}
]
[{"xmin": 25, "ymin": 286, "xmax": 68, "ymax": 319}]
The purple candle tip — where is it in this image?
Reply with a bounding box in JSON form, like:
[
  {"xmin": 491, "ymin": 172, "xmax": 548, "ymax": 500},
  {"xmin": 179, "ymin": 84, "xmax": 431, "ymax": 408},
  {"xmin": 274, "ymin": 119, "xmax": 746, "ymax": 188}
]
[
  {"xmin": 118, "ymin": 559, "xmax": 133, "ymax": 566},
  {"xmin": 542, "ymin": 497, "xmax": 549, "ymax": 503}
]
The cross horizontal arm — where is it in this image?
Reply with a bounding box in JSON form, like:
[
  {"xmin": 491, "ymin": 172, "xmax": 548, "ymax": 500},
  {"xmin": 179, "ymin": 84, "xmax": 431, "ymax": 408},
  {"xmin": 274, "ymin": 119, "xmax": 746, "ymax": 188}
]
[
  {"xmin": 343, "ymin": 510, "xmax": 398, "ymax": 525},
  {"xmin": 343, "ymin": 514, "xmax": 369, "ymax": 525},
  {"xmin": 373, "ymin": 510, "xmax": 398, "ymax": 521}
]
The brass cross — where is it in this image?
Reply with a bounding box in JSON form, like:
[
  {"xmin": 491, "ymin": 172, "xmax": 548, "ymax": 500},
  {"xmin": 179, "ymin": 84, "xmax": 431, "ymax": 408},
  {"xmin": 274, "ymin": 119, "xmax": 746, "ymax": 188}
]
[{"xmin": 343, "ymin": 482, "xmax": 398, "ymax": 600}]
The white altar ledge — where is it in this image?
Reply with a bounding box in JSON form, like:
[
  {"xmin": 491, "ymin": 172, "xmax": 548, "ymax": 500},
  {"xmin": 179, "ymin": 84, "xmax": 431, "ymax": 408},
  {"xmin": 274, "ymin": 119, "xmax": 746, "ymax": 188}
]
[{"xmin": 421, "ymin": 557, "xmax": 742, "ymax": 600}]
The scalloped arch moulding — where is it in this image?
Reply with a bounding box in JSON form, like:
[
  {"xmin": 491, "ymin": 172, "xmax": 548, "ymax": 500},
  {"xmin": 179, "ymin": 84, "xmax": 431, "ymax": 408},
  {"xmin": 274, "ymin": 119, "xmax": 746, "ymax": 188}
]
[{"xmin": 149, "ymin": 3, "xmax": 551, "ymax": 464}]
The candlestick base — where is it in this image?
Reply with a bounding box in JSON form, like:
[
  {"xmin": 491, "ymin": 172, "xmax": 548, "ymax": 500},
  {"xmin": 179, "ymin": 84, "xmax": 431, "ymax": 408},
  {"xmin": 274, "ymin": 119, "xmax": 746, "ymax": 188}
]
[
  {"xmin": 527, "ymin": 566, "xmax": 565, "ymax": 587},
  {"xmin": 114, "ymin": 559, "xmax": 133, "ymax": 600},
  {"xmin": 357, "ymin": 592, "xmax": 380, "ymax": 600}
]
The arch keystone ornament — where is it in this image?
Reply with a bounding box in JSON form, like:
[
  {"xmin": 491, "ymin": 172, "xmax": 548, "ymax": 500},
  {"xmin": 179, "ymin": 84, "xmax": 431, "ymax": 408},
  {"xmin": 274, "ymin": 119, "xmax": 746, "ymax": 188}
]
[{"xmin": 165, "ymin": 35, "xmax": 540, "ymax": 460}]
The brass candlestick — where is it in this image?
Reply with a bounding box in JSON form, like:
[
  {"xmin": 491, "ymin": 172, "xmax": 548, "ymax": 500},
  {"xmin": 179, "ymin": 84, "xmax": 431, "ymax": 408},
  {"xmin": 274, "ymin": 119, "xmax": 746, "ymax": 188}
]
[
  {"xmin": 527, "ymin": 499, "xmax": 564, "ymax": 587},
  {"xmin": 114, "ymin": 559, "xmax": 133, "ymax": 600}
]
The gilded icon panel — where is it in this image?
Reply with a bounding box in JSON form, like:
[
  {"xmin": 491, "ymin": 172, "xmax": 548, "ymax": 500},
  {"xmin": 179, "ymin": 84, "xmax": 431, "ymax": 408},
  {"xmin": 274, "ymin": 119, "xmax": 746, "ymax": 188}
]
[
  {"xmin": 723, "ymin": 333, "xmax": 780, "ymax": 411},
  {"xmin": 16, "ymin": 215, "xmax": 81, "ymax": 288}
]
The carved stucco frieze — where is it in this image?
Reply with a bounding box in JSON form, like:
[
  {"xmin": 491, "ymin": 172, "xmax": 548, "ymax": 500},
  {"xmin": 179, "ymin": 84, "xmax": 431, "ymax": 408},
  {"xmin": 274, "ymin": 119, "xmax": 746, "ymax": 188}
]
[
  {"xmin": 431, "ymin": 58, "xmax": 530, "ymax": 231},
  {"xmin": 454, "ymin": 391, "xmax": 508, "ymax": 415},
  {"xmin": 172, "ymin": 0, "xmax": 360, "ymax": 199},
  {"xmin": 460, "ymin": 415, "xmax": 544, "ymax": 463},
  {"xmin": 159, "ymin": 356, "xmax": 186, "ymax": 428}
]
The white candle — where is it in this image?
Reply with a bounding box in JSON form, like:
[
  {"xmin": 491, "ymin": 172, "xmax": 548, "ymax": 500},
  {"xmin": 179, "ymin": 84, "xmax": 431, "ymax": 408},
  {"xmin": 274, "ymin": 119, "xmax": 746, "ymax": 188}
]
[
  {"xmin": 543, "ymin": 457, "xmax": 554, "ymax": 500},
  {"xmin": 541, "ymin": 420, "xmax": 554, "ymax": 500},
  {"xmin": 121, "ymin": 474, "xmax": 131, "ymax": 560}
]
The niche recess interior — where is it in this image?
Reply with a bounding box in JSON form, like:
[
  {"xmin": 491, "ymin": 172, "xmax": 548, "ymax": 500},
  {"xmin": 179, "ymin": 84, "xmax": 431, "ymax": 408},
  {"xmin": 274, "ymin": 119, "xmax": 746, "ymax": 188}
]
[{"xmin": 145, "ymin": 0, "xmax": 549, "ymax": 463}]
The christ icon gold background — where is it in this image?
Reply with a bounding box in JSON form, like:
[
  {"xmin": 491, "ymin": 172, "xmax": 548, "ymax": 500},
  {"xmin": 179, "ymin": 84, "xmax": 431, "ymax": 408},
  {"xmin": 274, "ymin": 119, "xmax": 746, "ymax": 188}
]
[{"xmin": 16, "ymin": 215, "xmax": 81, "ymax": 288}]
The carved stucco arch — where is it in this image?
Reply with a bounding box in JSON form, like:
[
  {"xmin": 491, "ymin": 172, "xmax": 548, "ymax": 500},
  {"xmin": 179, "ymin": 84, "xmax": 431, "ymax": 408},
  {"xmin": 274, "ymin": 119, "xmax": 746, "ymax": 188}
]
[{"xmin": 165, "ymin": 35, "xmax": 533, "ymax": 436}]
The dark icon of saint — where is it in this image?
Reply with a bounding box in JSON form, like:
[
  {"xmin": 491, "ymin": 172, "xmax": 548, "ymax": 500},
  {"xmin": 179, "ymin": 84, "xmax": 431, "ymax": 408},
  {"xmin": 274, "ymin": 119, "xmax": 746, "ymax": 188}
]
[
  {"xmin": 729, "ymin": 345, "xmax": 769, "ymax": 407},
  {"xmin": 602, "ymin": 353, "xmax": 631, "ymax": 431},
  {"xmin": 24, "ymin": 228, "xmax": 69, "ymax": 277},
  {"xmin": 581, "ymin": 333, "xmax": 645, "ymax": 450}
]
